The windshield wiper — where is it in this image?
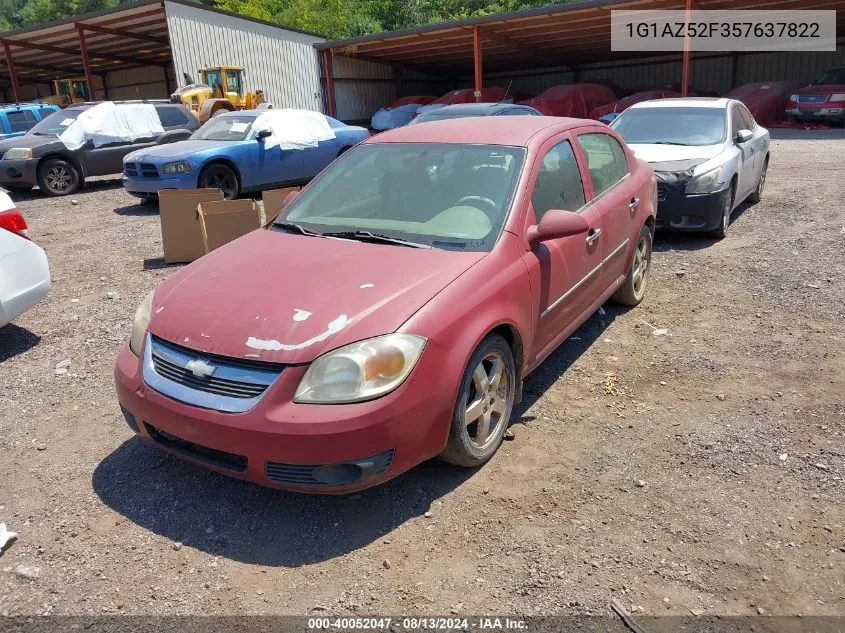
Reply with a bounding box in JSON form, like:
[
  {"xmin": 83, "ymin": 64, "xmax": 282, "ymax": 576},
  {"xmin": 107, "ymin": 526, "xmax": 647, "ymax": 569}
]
[
  {"xmin": 648, "ymin": 141, "xmax": 697, "ymax": 146},
  {"xmin": 320, "ymin": 230, "xmax": 432, "ymax": 249},
  {"xmin": 272, "ymin": 221, "xmax": 323, "ymax": 237}
]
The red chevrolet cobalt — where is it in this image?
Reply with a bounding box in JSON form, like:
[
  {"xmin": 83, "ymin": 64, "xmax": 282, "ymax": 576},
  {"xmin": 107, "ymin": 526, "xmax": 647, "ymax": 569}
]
[{"xmin": 115, "ymin": 117, "xmax": 656, "ymax": 492}]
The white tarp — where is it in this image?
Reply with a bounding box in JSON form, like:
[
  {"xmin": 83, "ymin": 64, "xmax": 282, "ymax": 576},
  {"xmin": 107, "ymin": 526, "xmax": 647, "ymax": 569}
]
[
  {"xmin": 58, "ymin": 102, "xmax": 164, "ymax": 150},
  {"xmin": 253, "ymin": 109, "xmax": 336, "ymax": 151}
]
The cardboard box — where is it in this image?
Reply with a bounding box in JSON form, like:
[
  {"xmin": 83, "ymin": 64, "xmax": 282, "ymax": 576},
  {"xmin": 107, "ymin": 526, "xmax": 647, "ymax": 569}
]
[
  {"xmin": 198, "ymin": 199, "xmax": 265, "ymax": 254},
  {"xmin": 159, "ymin": 189, "xmax": 223, "ymax": 263},
  {"xmin": 262, "ymin": 186, "xmax": 302, "ymax": 225}
]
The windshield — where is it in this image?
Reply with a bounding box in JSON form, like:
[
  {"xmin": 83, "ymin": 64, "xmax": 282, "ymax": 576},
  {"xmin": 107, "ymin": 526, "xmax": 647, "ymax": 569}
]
[
  {"xmin": 191, "ymin": 115, "xmax": 255, "ymax": 141},
  {"xmin": 29, "ymin": 109, "xmax": 82, "ymax": 136},
  {"xmin": 611, "ymin": 107, "xmax": 726, "ymax": 146},
  {"xmin": 814, "ymin": 68, "xmax": 845, "ymax": 85},
  {"xmin": 280, "ymin": 143, "xmax": 526, "ymax": 252}
]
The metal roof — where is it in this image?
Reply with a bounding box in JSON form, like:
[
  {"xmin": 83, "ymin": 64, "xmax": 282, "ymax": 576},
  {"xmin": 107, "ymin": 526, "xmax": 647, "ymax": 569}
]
[
  {"xmin": 0, "ymin": 0, "xmax": 324, "ymax": 86},
  {"xmin": 318, "ymin": 0, "xmax": 845, "ymax": 74}
]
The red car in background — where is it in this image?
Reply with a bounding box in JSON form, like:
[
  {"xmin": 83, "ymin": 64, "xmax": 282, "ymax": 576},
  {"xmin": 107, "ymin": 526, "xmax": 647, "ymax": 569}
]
[
  {"xmin": 520, "ymin": 83, "xmax": 617, "ymax": 118},
  {"xmin": 115, "ymin": 117, "xmax": 656, "ymax": 493},
  {"xmin": 786, "ymin": 67, "xmax": 845, "ymax": 125},
  {"xmin": 725, "ymin": 82, "xmax": 794, "ymax": 128},
  {"xmin": 589, "ymin": 89, "xmax": 681, "ymax": 122}
]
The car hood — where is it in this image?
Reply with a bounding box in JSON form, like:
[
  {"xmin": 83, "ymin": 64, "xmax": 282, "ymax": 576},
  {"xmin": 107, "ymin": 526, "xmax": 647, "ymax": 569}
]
[
  {"xmin": 0, "ymin": 134, "xmax": 60, "ymax": 154},
  {"xmin": 627, "ymin": 142, "xmax": 725, "ymax": 165},
  {"xmin": 148, "ymin": 228, "xmax": 485, "ymax": 364},
  {"xmin": 125, "ymin": 140, "xmax": 231, "ymax": 163},
  {"xmin": 795, "ymin": 84, "xmax": 845, "ymax": 95}
]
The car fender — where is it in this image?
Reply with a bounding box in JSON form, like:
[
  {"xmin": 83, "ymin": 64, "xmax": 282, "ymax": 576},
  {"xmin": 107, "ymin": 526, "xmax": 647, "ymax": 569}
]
[{"xmin": 38, "ymin": 150, "xmax": 87, "ymax": 180}]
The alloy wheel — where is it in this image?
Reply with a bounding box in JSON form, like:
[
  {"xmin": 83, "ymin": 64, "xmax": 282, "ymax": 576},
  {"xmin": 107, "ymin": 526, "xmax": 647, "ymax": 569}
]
[
  {"xmin": 632, "ymin": 235, "xmax": 651, "ymax": 298},
  {"xmin": 464, "ymin": 351, "xmax": 511, "ymax": 450},
  {"xmin": 757, "ymin": 163, "xmax": 767, "ymax": 198},
  {"xmin": 46, "ymin": 165, "xmax": 73, "ymax": 193},
  {"xmin": 203, "ymin": 169, "xmax": 237, "ymax": 199}
]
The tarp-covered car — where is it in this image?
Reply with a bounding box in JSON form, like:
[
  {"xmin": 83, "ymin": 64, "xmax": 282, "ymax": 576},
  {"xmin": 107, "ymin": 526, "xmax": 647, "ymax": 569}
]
[
  {"xmin": 371, "ymin": 96, "xmax": 437, "ymax": 131},
  {"xmin": 611, "ymin": 98, "xmax": 770, "ymax": 239},
  {"xmin": 0, "ymin": 101, "xmax": 198, "ymax": 196},
  {"xmin": 122, "ymin": 109, "xmax": 369, "ymax": 200},
  {"xmin": 589, "ymin": 90, "xmax": 681, "ymax": 123},
  {"xmin": 520, "ymin": 83, "xmax": 617, "ymax": 118},
  {"xmin": 725, "ymin": 82, "xmax": 794, "ymax": 128},
  {"xmin": 414, "ymin": 88, "xmax": 530, "ymax": 118}
]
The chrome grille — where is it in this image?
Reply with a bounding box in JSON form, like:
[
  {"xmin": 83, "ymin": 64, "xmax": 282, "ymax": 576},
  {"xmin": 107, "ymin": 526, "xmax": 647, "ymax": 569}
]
[
  {"xmin": 143, "ymin": 334, "xmax": 284, "ymax": 413},
  {"xmin": 797, "ymin": 94, "xmax": 827, "ymax": 104}
]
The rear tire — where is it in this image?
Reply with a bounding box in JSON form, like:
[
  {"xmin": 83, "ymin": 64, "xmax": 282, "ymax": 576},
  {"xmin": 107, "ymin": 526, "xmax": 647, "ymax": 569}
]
[
  {"xmin": 611, "ymin": 224, "xmax": 653, "ymax": 306},
  {"xmin": 37, "ymin": 158, "xmax": 81, "ymax": 196},
  {"xmin": 439, "ymin": 334, "xmax": 515, "ymax": 468},
  {"xmin": 198, "ymin": 163, "xmax": 239, "ymax": 200}
]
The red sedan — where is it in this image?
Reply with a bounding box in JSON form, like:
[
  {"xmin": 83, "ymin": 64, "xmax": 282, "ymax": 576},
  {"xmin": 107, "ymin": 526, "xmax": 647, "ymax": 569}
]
[{"xmin": 115, "ymin": 117, "xmax": 656, "ymax": 493}]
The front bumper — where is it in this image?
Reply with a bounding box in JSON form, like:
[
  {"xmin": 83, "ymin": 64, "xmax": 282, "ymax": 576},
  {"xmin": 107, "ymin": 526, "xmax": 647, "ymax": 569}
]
[
  {"xmin": 0, "ymin": 158, "xmax": 39, "ymax": 188},
  {"xmin": 122, "ymin": 172, "xmax": 197, "ymax": 198},
  {"xmin": 655, "ymin": 179, "xmax": 730, "ymax": 232},
  {"xmin": 113, "ymin": 337, "xmax": 454, "ymax": 493}
]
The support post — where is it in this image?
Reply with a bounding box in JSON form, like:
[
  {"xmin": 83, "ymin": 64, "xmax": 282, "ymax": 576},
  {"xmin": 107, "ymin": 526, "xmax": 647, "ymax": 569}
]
[
  {"xmin": 100, "ymin": 74, "xmax": 109, "ymax": 100},
  {"xmin": 76, "ymin": 23, "xmax": 95, "ymax": 101},
  {"xmin": 393, "ymin": 64, "xmax": 402, "ymax": 100},
  {"xmin": 2, "ymin": 40, "xmax": 20, "ymax": 102},
  {"xmin": 473, "ymin": 25, "xmax": 483, "ymax": 103},
  {"xmin": 321, "ymin": 49, "xmax": 336, "ymax": 117},
  {"xmin": 162, "ymin": 64, "xmax": 173, "ymax": 94},
  {"xmin": 680, "ymin": 0, "xmax": 693, "ymax": 97}
]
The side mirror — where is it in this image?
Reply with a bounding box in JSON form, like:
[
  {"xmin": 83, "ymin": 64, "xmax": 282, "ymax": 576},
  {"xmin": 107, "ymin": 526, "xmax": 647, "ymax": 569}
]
[
  {"xmin": 527, "ymin": 210, "xmax": 590, "ymax": 245},
  {"xmin": 284, "ymin": 190, "xmax": 301, "ymax": 207},
  {"xmin": 735, "ymin": 129, "xmax": 752, "ymax": 144},
  {"xmin": 256, "ymin": 128, "xmax": 272, "ymax": 140},
  {"xmin": 156, "ymin": 129, "xmax": 192, "ymax": 145}
]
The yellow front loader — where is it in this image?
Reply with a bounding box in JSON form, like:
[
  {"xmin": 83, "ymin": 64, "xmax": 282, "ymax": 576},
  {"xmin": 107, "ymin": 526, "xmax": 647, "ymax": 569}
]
[
  {"xmin": 41, "ymin": 78, "xmax": 90, "ymax": 107},
  {"xmin": 170, "ymin": 66, "xmax": 267, "ymax": 124}
]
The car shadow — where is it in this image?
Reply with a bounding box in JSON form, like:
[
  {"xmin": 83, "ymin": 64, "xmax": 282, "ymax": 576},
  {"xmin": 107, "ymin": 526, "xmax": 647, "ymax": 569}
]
[
  {"xmin": 114, "ymin": 200, "xmax": 158, "ymax": 216},
  {"xmin": 4, "ymin": 178, "xmax": 125, "ymax": 202},
  {"xmin": 512, "ymin": 306, "xmax": 620, "ymax": 425},
  {"xmin": 654, "ymin": 201, "xmax": 755, "ymax": 252},
  {"xmin": 92, "ymin": 437, "xmax": 475, "ymax": 567},
  {"xmin": 142, "ymin": 257, "xmax": 182, "ymax": 271},
  {"xmin": 0, "ymin": 323, "xmax": 41, "ymax": 361}
]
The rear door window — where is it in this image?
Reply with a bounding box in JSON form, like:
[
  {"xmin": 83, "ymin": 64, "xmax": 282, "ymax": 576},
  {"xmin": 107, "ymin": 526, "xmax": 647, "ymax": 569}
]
[
  {"xmin": 6, "ymin": 110, "xmax": 38, "ymax": 133},
  {"xmin": 37, "ymin": 107, "xmax": 57, "ymax": 120},
  {"xmin": 530, "ymin": 140, "xmax": 586, "ymax": 221},
  {"xmin": 577, "ymin": 132, "xmax": 629, "ymax": 196}
]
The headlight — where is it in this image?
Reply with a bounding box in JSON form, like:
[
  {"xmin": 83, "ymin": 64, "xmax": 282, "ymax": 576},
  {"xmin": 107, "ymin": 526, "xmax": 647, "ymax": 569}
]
[
  {"xmin": 789, "ymin": 94, "xmax": 799, "ymax": 101},
  {"xmin": 161, "ymin": 160, "xmax": 192, "ymax": 174},
  {"xmin": 830, "ymin": 93, "xmax": 845, "ymax": 102},
  {"xmin": 4, "ymin": 148, "xmax": 32, "ymax": 160},
  {"xmin": 294, "ymin": 334, "xmax": 427, "ymax": 403},
  {"xmin": 685, "ymin": 166, "xmax": 725, "ymax": 195},
  {"xmin": 129, "ymin": 291, "xmax": 154, "ymax": 357}
]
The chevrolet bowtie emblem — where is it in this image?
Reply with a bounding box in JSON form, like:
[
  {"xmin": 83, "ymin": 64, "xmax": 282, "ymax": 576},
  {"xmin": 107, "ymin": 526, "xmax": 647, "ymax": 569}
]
[{"xmin": 185, "ymin": 359, "xmax": 216, "ymax": 378}]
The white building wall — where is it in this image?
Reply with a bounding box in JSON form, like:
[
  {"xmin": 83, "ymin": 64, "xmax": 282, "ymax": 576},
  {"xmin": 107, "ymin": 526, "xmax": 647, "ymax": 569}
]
[{"xmin": 165, "ymin": 1, "xmax": 325, "ymax": 111}]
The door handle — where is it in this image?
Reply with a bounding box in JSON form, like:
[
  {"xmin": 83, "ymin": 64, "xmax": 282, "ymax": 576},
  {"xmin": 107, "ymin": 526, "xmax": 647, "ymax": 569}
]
[
  {"xmin": 586, "ymin": 228, "xmax": 601, "ymax": 245},
  {"xmin": 629, "ymin": 197, "xmax": 640, "ymax": 211}
]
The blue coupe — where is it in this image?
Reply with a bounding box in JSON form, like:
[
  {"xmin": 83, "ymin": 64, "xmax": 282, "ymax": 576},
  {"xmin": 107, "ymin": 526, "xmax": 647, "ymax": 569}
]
[{"xmin": 122, "ymin": 109, "xmax": 369, "ymax": 200}]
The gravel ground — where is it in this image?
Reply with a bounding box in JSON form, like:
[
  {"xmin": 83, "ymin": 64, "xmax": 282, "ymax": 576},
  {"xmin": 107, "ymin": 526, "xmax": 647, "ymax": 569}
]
[{"xmin": 0, "ymin": 131, "xmax": 843, "ymax": 618}]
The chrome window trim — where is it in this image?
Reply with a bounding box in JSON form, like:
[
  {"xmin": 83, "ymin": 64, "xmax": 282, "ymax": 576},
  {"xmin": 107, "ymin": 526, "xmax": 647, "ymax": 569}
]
[
  {"xmin": 540, "ymin": 237, "xmax": 630, "ymax": 319},
  {"xmin": 142, "ymin": 333, "xmax": 279, "ymax": 413}
]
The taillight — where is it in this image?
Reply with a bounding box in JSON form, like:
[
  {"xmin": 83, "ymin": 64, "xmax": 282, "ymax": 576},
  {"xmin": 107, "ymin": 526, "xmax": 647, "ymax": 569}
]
[{"xmin": 0, "ymin": 209, "xmax": 31, "ymax": 240}]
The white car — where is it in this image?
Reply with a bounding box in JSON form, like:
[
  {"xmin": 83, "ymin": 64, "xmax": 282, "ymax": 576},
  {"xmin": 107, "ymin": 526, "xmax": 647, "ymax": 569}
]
[
  {"xmin": 610, "ymin": 97, "xmax": 770, "ymax": 238},
  {"xmin": 0, "ymin": 191, "xmax": 50, "ymax": 327}
]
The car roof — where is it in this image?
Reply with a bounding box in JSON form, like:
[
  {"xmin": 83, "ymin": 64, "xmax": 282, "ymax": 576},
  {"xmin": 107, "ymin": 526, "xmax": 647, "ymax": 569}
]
[
  {"xmin": 422, "ymin": 102, "xmax": 535, "ymax": 116},
  {"xmin": 367, "ymin": 116, "xmax": 595, "ymax": 147},
  {"xmin": 629, "ymin": 97, "xmax": 732, "ymax": 110}
]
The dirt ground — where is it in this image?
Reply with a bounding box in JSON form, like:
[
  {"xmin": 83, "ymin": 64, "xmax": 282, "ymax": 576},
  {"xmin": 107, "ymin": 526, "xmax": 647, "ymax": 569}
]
[{"xmin": 0, "ymin": 130, "xmax": 842, "ymax": 618}]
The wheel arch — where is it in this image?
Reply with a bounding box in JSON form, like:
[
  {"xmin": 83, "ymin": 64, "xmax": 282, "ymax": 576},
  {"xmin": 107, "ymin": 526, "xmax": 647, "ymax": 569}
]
[
  {"xmin": 198, "ymin": 157, "xmax": 242, "ymax": 188},
  {"xmin": 488, "ymin": 322, "xmax": 525, "ymax": 380},
  {"xmin": 38, "ymin": 152, "xmax": 86, "ymax": 180}
]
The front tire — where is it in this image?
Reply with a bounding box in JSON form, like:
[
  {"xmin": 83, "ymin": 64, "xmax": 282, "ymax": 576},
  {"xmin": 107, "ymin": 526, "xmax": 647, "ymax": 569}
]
[
  {"xmin": 709, "ymin": 183, "xmax": 735, "ymax": 240},
  {"xmin": 198, "ymin": 163, "xmax": 239, "ymax": 200},
  {"xmin": 611, "ymin": 224, "xmax": 652, "ymax": 306},
  {"xmin": 746, "ymin": 156, "xmax": 768, "ymax": 203},
  {"xmin": 37, "ymin": 158, "xmax": 81, "ymax": 196},
  {"xmin": 439, "ymin": 334, "xmax": 516, "ymax": 468}
]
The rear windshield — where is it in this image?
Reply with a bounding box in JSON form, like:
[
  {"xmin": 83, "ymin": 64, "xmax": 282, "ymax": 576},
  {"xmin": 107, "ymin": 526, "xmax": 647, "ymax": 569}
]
[
  {"xmin": 412, "ymin": 111, "xmax": 485, "ymax": 124},
  {"xmin": 611, "ymin": 107, "xmax": 726, "ymax": 146},
  {"xmin": 29, "ymin": 109, "xmax": 83, "ymax": 136},
  {"xmin": 191, "ymin": 115, "xmax": 255, "ymax": 141}
]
